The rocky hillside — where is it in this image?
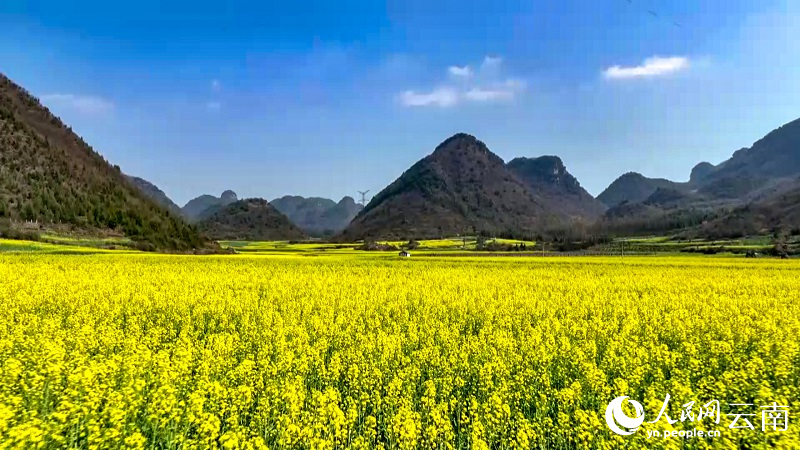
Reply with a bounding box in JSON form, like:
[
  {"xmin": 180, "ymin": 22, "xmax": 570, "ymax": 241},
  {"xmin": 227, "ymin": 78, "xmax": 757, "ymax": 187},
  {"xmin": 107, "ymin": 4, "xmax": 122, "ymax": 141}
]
[
  {"xmin": 699, "ymin": 178, "xmax": 800, "ymax": 238},
  {"xmin": 339, "ymin": 133, "xmax": 563, "ymax": 240},
  {"xmin": 507, "ymin": 156, "xmax": 606, "ymax": 218}
]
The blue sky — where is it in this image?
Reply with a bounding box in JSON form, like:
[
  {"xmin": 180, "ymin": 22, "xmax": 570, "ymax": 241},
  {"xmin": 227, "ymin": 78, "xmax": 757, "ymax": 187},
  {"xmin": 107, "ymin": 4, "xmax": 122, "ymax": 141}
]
[{"xmin": 2, "ymin": 0, "xmax": 800, "ymax": 206}]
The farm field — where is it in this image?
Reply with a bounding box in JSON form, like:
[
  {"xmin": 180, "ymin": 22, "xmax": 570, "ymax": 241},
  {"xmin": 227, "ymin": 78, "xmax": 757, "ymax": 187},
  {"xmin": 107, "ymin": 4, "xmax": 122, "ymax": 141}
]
[
  {"xmin": 213, "ymin": 235, "xmax": 797, "ymax": 257},
  {"xmin": 0, "ymin": 253, "xmax": 798, "ymax": 449},
  {"xmin": 216, "ymin": 238, "xmax": 538, "ymax": 255},
  {"xmin": 0, "ymin": 238, "xmax": 140, "ymax": 255}
]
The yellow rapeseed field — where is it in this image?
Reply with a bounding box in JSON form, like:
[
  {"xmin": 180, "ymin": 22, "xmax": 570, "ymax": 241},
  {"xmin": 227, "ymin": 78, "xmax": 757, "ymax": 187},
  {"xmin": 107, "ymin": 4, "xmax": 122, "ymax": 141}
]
[{"xmin": 0, "ymin": 254, "xmax": 798, "ymax": 449}]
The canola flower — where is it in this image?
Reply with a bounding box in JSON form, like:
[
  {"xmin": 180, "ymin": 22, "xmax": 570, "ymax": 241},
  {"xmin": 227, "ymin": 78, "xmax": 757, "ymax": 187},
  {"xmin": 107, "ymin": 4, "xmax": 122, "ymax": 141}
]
[{"xmin": 0, "ymin": 254, "xmax": 798, "ymax": 449}]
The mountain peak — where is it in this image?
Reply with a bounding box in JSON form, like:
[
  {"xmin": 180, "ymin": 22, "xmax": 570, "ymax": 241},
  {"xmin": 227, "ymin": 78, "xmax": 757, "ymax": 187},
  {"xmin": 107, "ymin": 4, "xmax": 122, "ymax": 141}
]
[
  {"xmin": 690, "ymin": 162, "xmax": 716, "ymax": 184},
  {"xmin": 182, "ymin": 190, "xmax": 239, "ymax": 221},
  {"xmin": 619, "ymin": 171, "xmax": 646, "ymax": 180},
  {"xmin": 197, "ymin": 198, "xmax": 305, "ymax": 241},
  {"xmin": 427, "ymin": 133, "xmax": 506, "ymax": 172},
  {"xmin": 507, "ymin": 156, "xmax": 568, "ymax": 179},
  {"xmin": 598, "ymin": 172, "xmax": 685, "ymax": 207},
  {"xmin": 434, "ymin": 133, "xmax": 480, "ymax": 149},
  {"xmin": 339, "ymin": 134, "xmax": 559, "ymax": 240},
  {"xmin": 221, "ymin": 190, "xmax": 238, "ymax": 202},
  {"xmin": 507, "ymin": 155, "xmax": 605, "ymax": 218}
]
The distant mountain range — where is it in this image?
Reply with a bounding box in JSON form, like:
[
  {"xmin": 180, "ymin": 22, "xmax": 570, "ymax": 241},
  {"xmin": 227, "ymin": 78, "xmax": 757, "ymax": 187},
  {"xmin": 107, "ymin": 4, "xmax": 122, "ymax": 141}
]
[
  {"xmin": 196, "ymin": 198, "xmax": 305, "ymax": 241},
  {"xmin": 270, "ymin": 195, "xmax": 363, "ymax": 236},
  {"xmin": 599, "ymin": 118, "xmax": 800, "ymax": 208},
  {"xmin": 129, "ymin": 185, "xmax": 364, "ymax": 236},
  {"xmin": 340, "ymin": 133, "xmax": 580, "ymax": 240},
  {"xmin": 182, "ymin": 190, "xmax": 239, "ymax": 221},
  {"xmin": 597, "ymin": 173, "xmax": 686, "ymax": 207},
  {"xmin": 122, "ymin": 183, "xmax": 364, "ymax": 238},
  {"xmin": 4, "ymin": 70, "xmax": 800, "ymax": 245},
  {"xmin": 596, "ymin": 117, "xmax": 800, "ymax": 237},
  {"xmin": 130, "ymin": 116, "xmax": 800, "ymax": 242}
]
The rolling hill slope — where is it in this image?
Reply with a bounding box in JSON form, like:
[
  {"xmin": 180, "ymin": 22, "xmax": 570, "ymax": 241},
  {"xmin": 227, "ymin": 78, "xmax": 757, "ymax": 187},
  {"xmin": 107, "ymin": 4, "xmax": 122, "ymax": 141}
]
[
  {"xmin": 196, "ymin": 198, "xmax": 306, "ymax": 241},
  {"xmin": 125, "ymin": 175, "xmax": 182, "ymax": 215},
  {"xmin": 700, "ymin": 178, "xmax": 800, "ymax": 238},
  {"xmin": 0, "ymin": 73, "xmax": 202, "ymax": 250},
  {"xmin": 340, "ymin": 133, "xmax": 564, "ymax": 240},
  {"xmin": 597, "ymin": 172, "xmax": 686, "ymax": 207},
  {"xmin": 507, "ymin": 156, "xmax": 606, "ymax": 218}
]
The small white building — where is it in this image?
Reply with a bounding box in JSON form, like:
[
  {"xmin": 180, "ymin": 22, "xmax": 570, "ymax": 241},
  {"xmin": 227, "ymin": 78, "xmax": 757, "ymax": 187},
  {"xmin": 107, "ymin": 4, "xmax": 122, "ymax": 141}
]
[{"xmin": 399, "ymin": 250, "xmax": 411, "ymax": 257}]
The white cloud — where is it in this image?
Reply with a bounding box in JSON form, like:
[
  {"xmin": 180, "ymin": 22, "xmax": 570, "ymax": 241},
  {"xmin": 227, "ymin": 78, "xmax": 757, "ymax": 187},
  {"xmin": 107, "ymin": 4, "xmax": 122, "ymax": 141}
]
[
  {"xmin": 206, "ymin": 101, "xmax": 221, "ymax": 111},
  {"xmin": 464, "ymin": 78, "xmax": 526, "ymax": 103},
  {"xmin": 398, "ymin": 55, "xmax": 525, "ymax": 108},
  {"xmin": 465, "ymin": 88, "xmax": 514, "ymax": 102},
  {"xmin": 448, "ymin": 65, "xmax": 472, "ymax": 78},
  {"xmin": 41, "ymin": 94, "xmax": 114, "ymax": 115},
  {"xmin": 603, "ymin": 56, "xmax": 690, "ymax": 79},
  {"xmin": 399, "ymin": 88, "xmax": 459, "ymax": 107}
]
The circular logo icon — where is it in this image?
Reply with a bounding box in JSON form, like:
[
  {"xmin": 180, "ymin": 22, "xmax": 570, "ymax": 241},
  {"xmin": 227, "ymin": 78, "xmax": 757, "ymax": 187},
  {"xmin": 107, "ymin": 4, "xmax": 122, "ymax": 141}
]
[{"xmin": 605, "ymin": 396, "xmax": 645, "ymax": 435}]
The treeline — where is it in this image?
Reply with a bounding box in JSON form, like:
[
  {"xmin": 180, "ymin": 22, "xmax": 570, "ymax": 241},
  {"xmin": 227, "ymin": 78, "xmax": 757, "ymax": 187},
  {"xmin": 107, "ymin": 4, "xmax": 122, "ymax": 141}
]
[
  {"xmin": 379, "ymin": 207, "xmax": 723, "ymax": 248},
  {"xmin": 592, "ymin": 207, "xmax": 723, "ymax": 238}
]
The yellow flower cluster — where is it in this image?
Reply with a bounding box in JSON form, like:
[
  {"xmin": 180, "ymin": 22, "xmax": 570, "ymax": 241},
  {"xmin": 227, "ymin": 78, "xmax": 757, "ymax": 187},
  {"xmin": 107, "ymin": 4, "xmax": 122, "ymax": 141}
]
[{"xmin": 0, "ymin": 254, "xmax": 798, "ymax": 449}]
